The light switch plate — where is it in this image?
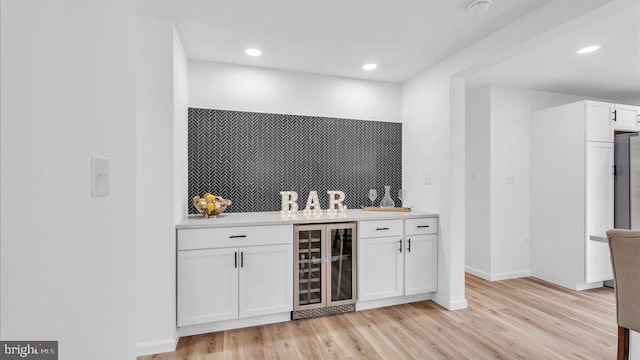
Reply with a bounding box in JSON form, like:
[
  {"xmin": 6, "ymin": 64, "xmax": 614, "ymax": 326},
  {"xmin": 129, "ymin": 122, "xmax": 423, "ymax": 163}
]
[
  {"xmin": 424, "ymin": 172, "xmax": 432, "ymax": 185},
  {"xmin": 92, "ymin": 156, "xmax": 110, "ymax": 197}
]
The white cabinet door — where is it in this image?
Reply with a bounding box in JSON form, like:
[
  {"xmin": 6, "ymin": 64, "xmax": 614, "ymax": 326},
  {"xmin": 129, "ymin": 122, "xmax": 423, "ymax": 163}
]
[
  {"xmin": 358, "ymin": 236, "xmax": 404, "ymax": 301},
  {"xmin": 404, "ymin": 235, "xmax": 438, "ymax": 295},
  {"xmin": 585, "ymin": 142, "xmax": 614, "ymax": 283},
  {"xmin": 614, "ymin": 104, "xmax": 639, "ymax": 132},
  {"xmin": 586, "ymin": 102, "xmax": 614, "ymax": 142},
  {"xmin": 178, "ymin": 248, "xmax": 239, "ymax": 326},
  {"xmin": 239, "ymin": 244, "xmax": 293, "ymax": 318}
]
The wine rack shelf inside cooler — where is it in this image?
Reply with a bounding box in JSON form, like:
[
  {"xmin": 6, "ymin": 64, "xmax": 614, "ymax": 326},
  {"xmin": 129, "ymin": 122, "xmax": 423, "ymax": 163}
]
[{"xmin": 298, "ymin": 230, "xmax": 322, "ymax": 306}]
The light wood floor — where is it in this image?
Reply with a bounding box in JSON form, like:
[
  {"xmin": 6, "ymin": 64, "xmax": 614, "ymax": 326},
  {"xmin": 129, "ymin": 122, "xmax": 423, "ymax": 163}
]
[{"xmin": 140, "ymin": 274, "xmax": 617, "ymax": 359}]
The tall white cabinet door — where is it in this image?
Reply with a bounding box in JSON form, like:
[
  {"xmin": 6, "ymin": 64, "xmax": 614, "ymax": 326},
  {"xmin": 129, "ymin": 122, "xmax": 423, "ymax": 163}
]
[
  {"xmin": 614, "ymin": 104, "xmax": 639, "ymax": 132},
  {"xmin": 586, "ymin": 102, "xmax": 614, "ymax": 142},
  {"xmin": 358, "ymin": 237, "xmax": 404, "ymax": 301},
  {"xmin": 404, "ymin": 235, "xmax": 438, "ymax": 295},
  {"xmin": 239, "ymin": 244, "xmax": 293, "ymax": 318},
  {"xmin": 585, "ymin": 142, "xmax": 614, "ymax": 283},
  {"xmin": 178, "ymin": 248, "xmax": 239, "ymax": 326}
]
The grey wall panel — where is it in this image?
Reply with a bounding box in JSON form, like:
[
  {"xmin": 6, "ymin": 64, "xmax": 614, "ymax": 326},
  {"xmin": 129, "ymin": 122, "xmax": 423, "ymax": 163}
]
[{"xmin": 188, "ymin": 108, "xmax": 402, "ymax": 213}]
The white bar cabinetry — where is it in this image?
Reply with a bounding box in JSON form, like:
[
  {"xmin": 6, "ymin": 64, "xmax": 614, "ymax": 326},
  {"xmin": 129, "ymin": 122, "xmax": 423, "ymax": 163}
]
[
  {"xmin": 358, "ymin": 234, "xmax": 404, "ymax": 300},
  {"xmin": 178, "ymin": 248, "xmax": 239, "ymax": 325},
  {"xmin": 358, "ymin": 217, "xmax": 438, "ymax": 304},
  {"xmin": 177, "ymin": 225, "xmax": 293, "ymax": 330},
  {"xmin": 404, "ymin": 217, "xmax": 438, "ymax": 295},
  {"xmin": 175, "ymin": 212, "xmax": 440, "ymax": 335}
]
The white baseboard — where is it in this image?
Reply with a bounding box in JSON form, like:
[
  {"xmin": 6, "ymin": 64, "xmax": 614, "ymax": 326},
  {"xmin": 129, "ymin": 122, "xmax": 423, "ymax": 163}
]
[
  {"xmin": 465, "ymin": 266, "xmax": 531, "ymax": 281},
  {"xmin": 465, "ymin": 266, "xmax": 492, "ymax": 280},
  {"xmin": 356, "ymin": 293, "xmax": 431, "ymax": 311},
  {"xmin": 490, "ymin": 270, "xmax": 531, "ymax": 281},
  {"xmin": 136, "ymin": 333, "xmax": 178, "ymax": 357},
  {"xmin": 178, "ymin": 312, "xmax": 291, "ymax": 337},
  {"xmin": 433, "ymin": 295, "xmax": 468, "ymax": 310}
]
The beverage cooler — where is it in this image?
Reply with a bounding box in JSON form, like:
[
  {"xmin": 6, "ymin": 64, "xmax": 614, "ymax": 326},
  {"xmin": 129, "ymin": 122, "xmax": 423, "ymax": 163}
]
[{"xmin": 293, "ymin": 222, "xmax": 356, "ymax": 319}]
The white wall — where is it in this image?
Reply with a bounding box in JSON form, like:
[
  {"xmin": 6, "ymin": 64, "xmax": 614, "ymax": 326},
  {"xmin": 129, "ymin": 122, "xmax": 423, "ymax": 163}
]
[
  {"xmin": 465, "ymin": 85, "xmax": 610, "ymax": 280},
  {"xmin": 136, "ymin": 15, "xmax": 187, "ymax": 356},
  {"xmin": 189, "ymin": 61, "xmax": 401, "ymax": 122},
  {"xmin": 623, "ymin": 97, "xmax": 640, "ymax": 106},
  {"xmin": 489, "ymin": 85, "xmax": 601, "ymax": 278},
  {"xmin": 465, "ymin": 87, "xmax": 491, "ymax": 276},
  {"xmin": 1, "ymin": 1, "xmax": 137, "ymax": 359}
]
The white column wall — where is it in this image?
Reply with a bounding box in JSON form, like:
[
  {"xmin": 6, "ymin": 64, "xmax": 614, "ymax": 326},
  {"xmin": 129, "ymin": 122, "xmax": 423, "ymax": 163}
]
[
  {"xmin": 465, "ymin": 87, "xmax": 492, "ymax": 278},
  {"xmin": 135, "ymin": 15, "xmax": 188, "ymax": 356}
]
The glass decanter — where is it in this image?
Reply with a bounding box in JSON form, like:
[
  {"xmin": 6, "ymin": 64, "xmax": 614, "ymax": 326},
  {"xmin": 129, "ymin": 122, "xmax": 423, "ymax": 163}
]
[{"xmin": 379, "ymin": 185, "xmax": 395, "ymax": 208}]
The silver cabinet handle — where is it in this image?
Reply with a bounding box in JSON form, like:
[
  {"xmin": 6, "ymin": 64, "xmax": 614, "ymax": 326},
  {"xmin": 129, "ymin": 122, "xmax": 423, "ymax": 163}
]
[
  {"xmin": 230, "ymin": 235, "xmax": 246, "ymax": 239},
  {"xmin": 408, "ymin": 239, "xmax": 411, "ymax": 252},
  {"xmin": 377, "ymin": 227, "xmax": 390, "ymax": 231},
  {"xmin": 399, "ymin": 239, "xmax": 402, "ymax": 253},
  {"xmin": 417, "ymin": 225, "xmax": 430, "ymax": 228},
  {"xmin": 234, "ymin": 252, "xmax": 237, "ymax": 268},
  {"xmin": 241, "ymin": 252, "xmax": 244, "ymax": 268}
]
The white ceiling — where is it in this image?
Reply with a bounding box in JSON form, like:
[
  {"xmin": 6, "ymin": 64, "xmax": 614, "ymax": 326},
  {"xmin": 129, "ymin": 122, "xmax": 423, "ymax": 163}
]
[
  {"xmin": 136, "ymin": 0, "xmax": 550, "ymax": 82},
  {"xmin": 466, "ymin": 4, "xmax": 640, "ymax": 101}
]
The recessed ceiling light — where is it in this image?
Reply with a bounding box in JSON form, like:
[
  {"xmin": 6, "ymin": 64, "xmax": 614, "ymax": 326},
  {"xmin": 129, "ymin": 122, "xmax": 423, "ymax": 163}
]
[
  {"xmin": 467, "ymin": 0, "xmax": 491, "ymax": 15},
  {"xmin": 576, "ymin": 45, "xmax": 600, "ymax": 54},
  {"xmin": 245, "ymin": 48, "xmax": 262, "ymax": 57},
  {"xmin": 362, "ymin": 63, "xmax": 378, "ymax": 71}
]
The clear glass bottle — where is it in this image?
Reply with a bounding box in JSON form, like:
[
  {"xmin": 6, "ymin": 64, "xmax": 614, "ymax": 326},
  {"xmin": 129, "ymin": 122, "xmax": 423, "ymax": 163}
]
[{"xmin": 379, "ymin": 185, "xmax": 395, "ymax": 208}]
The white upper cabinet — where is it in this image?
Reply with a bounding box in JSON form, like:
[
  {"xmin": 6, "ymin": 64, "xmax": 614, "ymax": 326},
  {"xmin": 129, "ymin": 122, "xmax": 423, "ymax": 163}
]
[
  {"xmin": 613, "ymin": 104, "xmax": 640, "ymax": 132},
  {"xmin": 586, "ymin": 101, "xmax": 614, "ymax": 142}
]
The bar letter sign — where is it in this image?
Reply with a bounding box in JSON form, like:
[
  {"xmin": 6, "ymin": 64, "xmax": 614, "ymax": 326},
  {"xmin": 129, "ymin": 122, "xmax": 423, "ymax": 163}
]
[{"xmin": 279, "ymin": 190, "xmax": 347, "ymax": 213}]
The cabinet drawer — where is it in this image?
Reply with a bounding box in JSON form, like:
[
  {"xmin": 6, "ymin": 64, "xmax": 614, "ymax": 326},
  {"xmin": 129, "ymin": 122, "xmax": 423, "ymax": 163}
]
[
  {"xmin": 178, "ymin": 225, "xmax": 293, "ymax": 250},
  {"xmin": 405, "ymin": 218, "xmax": 438, "ymax": 235},
  {"xmin": 359, "ymin": 219, "xmax": 403, "ymax": 238}
]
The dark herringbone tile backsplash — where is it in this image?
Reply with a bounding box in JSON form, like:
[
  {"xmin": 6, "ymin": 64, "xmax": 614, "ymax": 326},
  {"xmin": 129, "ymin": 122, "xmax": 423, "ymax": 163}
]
[{"xmin": 188, "ymin": 108, "xmax": 402, "ymax": 213}]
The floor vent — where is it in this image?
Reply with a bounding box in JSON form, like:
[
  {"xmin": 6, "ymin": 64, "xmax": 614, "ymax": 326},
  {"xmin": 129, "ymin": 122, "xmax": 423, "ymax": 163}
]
[{"xmin": 292, "ymin": 304, "xmax": 355, "ymax": 320}]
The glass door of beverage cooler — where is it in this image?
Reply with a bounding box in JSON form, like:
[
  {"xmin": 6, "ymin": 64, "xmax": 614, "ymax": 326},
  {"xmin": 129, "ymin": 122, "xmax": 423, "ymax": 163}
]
[
  {"xmin": 294, "ymin": 225, "xmax": 326, "ymax": 311},
  {"xmin": 326, "ymin": 223, "xmax": 356, "ymax": 306}
]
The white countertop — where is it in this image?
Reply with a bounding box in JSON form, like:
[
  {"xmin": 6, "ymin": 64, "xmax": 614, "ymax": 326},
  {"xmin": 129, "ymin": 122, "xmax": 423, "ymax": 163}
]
[{"xmin": 176, "ymin": 209, "xmax": 438, "ymax": 229}]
